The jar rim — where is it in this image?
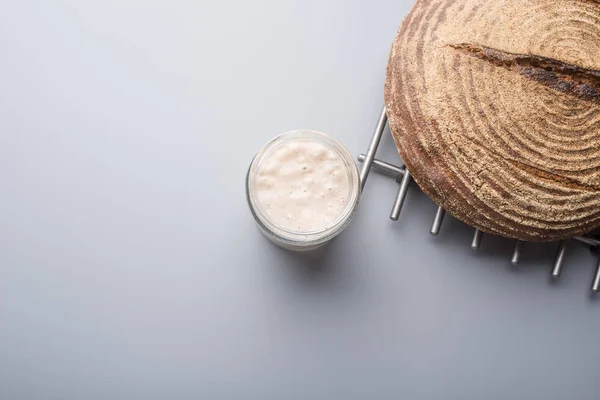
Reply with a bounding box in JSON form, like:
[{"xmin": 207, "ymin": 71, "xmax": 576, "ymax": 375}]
[{"xmin": 246, "ymin": 130, "xmax": 360, "ymax": 248}]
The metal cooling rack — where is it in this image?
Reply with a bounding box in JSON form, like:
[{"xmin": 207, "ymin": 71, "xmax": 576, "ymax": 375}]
[{"xmin": 358, "ymin": 106, "xmax": 600, "ymax": 293}]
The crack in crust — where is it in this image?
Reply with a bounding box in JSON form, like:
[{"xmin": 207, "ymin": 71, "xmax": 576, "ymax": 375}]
[{"xmin": 450, "ymin": 43, "xmax": 600, "ymax": 105}]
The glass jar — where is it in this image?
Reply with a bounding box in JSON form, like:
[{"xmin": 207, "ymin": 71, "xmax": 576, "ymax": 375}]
[{"xmin": 246, "ymin": 130, "xmax": 360, "ymax": 251}]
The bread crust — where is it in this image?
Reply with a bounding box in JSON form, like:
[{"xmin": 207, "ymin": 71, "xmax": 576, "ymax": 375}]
[{"xmin": 384, "ymin": 0, "xmax": 600, "ymax": 241}]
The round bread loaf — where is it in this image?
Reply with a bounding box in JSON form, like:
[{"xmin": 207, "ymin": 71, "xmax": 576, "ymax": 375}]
[{"xmin": 385, "ymin": 0, "xmax": 600, "ymax": 241}]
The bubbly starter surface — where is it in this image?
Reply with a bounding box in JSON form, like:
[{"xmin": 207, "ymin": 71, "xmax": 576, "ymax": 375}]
[{"xmin": 254, "ymin": 141, "xmax": 351, "ymax": 232}]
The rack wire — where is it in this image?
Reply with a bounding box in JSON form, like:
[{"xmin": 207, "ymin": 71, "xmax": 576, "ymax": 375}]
[{"xmin": 359, "ymin": 106, "xmax": 600, "ymax": 293}]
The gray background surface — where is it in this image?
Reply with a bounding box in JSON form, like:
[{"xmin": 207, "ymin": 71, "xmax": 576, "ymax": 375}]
[{"xmin": 1, "ymin": 1, "xmax": 599, "ymax": 399}]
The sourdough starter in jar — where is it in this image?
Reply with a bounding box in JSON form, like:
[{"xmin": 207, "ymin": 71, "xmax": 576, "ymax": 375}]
[{"xmin": 246, "ymin": 130, "xmax": 360, "ymax": 250}]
